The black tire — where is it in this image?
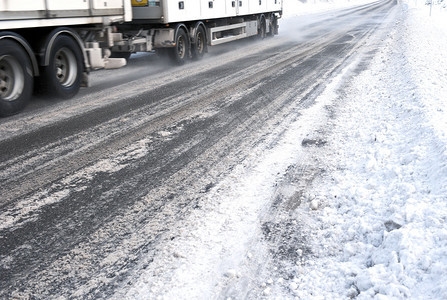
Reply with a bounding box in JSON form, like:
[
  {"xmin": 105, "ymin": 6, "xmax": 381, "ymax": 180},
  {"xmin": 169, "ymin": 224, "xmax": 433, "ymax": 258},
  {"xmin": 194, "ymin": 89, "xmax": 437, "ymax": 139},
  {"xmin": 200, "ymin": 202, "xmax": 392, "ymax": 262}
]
[
  {"xmin": 258, "ymin": 16, "xmax": 267, "ymax": 39},
  {"xmin": 268, "ymin": 15, "xmax": 276, "ymax": 37},
  {"xmin": 270, "ymin": 15, "xmax": 278, "ymax": 36},
  {"xmin": 168, "ymin": 28, "xmax": 189, "ymax": 65},
  {"xmin": 40, "ymin": 34, "xmax": 83, "ymax": 99},
  {"xmin": 0, "ymin": 39, "xmax": 33, "ymax": 117},
  {"xmin": 192, "ymin": 26, "xmax": 207, "ymax": 60}
]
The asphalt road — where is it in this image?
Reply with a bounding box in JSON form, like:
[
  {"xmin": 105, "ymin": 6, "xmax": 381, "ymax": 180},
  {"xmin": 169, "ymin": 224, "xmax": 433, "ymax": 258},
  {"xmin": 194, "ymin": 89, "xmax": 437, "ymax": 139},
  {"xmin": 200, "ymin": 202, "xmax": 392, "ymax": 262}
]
[{"xmin": 0, "ymin": 1, "xmax": 397, "ymax": 298}]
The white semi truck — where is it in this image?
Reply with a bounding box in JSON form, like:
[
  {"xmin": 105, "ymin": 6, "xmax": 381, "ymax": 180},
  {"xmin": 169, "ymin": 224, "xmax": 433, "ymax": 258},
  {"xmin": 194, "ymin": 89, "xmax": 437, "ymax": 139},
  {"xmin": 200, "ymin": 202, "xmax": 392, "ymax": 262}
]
[{"xmin": 0, "ymin": 0, "xmax": 282, "ymax": 116}]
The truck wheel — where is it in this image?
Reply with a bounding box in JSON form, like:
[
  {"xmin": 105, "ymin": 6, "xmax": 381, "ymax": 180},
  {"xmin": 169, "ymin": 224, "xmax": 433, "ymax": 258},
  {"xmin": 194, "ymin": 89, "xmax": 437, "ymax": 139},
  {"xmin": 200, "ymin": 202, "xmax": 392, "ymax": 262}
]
[
  {"xmin": 41, "ymin": 35, "xmax": 83, "ymax": 99},
  {"xmin": 267, "ymin": 15, "xmax": 275, "ymax": 37},
  {"xmin": 269, "ymin": 15, "xmax": 278, "ymax": 36},
  {"xmin": 169, "ymin": 28, "xmax": 189, "ymax": 65},
  {"xmin": 258, "ymin": 16, "xmax": 267, "ymax": 39},
  {"xmin": 0, "ymin": 39, "xmax": 33, "ymax": 117},
  {"xmin": 192, "ymin": 26, "xmax": 207, "ymax": 60}
]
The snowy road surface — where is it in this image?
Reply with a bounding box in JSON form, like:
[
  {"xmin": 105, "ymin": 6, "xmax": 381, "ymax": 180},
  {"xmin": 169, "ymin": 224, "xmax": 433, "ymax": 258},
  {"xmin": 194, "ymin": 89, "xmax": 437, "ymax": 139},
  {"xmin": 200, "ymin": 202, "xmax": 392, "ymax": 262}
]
[{"xmin": 2, "ymin": 0, "xmax": 447, "ymax": 298}]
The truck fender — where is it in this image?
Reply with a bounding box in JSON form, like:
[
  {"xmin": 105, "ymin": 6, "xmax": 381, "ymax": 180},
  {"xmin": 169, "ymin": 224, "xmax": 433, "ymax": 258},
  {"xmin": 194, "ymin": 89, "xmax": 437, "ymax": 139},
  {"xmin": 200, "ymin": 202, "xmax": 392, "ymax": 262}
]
[
  {"xmin": 39, "ymin": 27, "xmax": 90, "ymax": 72},
  {"xmin": 0, "ymin": 32, "xmax": 39, "ymax": 77},
  {"xmin": 174, "ymin": 23, "xmax": 189, "ymax": 43}
]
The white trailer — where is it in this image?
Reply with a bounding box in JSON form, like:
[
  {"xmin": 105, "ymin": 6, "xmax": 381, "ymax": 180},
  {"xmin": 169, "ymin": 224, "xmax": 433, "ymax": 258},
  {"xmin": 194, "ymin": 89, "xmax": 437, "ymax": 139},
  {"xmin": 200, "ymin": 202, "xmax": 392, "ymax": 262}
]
[{"xmin": 0, "ymin": 0, "xmax": 282, "ymax": 116}]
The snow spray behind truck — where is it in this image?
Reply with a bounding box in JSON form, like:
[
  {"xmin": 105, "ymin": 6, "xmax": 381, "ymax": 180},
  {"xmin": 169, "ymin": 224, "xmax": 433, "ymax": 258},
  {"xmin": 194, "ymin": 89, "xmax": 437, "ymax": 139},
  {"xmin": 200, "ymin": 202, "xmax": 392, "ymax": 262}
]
[{"xmin": 0, "ymin": 0, "xmax": 282, "ymax": 117}]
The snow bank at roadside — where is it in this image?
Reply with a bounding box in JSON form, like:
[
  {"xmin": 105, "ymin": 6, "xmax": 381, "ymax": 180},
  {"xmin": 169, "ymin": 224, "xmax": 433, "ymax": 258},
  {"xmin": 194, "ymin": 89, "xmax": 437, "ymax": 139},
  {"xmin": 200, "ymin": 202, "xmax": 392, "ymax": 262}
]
[{"xmin": 287, "ymin": 2, "xmax": 447, "ymax": 299}]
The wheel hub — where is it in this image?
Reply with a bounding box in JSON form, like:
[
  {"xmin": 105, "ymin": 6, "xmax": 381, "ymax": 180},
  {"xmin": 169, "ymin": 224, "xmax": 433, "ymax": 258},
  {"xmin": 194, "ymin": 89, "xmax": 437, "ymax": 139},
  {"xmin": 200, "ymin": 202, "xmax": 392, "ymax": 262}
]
[
  {"xmin": 177, "ymin": 36, "xmax": 185, "ymax": 59},
  {"xmin": 54, "ymin": 48, "xmax": 77, "ymax": 87},
  {"xmin": 0, "ymin": 63, "xmax": 11, "ymax": 97},
  {"xmin": 0, "ymin": 55, "xmax": 24, "ymax": 101}
]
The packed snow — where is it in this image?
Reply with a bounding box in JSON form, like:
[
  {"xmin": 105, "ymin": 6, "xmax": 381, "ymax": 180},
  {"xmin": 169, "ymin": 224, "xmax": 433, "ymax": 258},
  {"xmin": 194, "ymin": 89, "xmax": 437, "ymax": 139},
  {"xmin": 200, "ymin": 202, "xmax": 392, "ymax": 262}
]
[
  {"xmin": 286, "ymin": 1, "xmax": 447, "ymax": 298},
  {"xmin": 117, "ymin": 0, "xmax": 447, "ymax": 298},
  {"xmin": 280, "ymin": 0, "xmax": 447, "ymax": 298}
]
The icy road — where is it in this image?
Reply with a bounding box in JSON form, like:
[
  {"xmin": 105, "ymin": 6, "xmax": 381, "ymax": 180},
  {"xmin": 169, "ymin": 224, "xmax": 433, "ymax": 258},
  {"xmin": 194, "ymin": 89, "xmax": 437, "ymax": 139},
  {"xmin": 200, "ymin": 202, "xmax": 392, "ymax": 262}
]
[{"xmin": 3, "ymin": 0, "xmax": 440, "ymax": 298}]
